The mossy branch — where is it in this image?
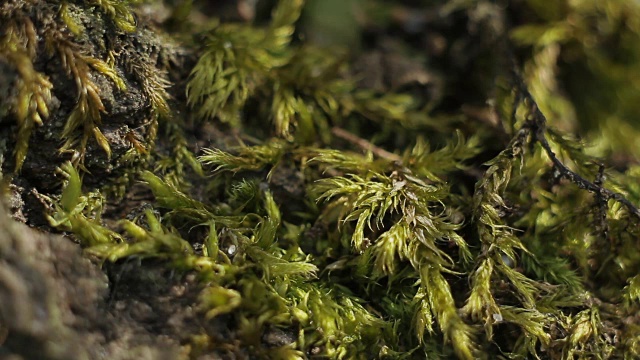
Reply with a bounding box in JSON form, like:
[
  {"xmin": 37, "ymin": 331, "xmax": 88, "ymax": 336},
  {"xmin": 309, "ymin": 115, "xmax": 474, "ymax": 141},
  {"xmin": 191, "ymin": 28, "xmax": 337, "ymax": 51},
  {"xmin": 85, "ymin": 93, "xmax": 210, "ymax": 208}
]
[
  {"xmin": 199, "ymin": 140, "xmax": 287, "ymax": 174},
  {"xmin": 187, "ymin": 0, "xmax": 305, "ymax": 125},
  {"xmin": 87, "ymin": 0, "xmax": 137, "ymax": 33},
  {"xmin": 47, "ymin": 162, "xmax": 123, "ymax": 245},
  {"xmin": 5, "ymin": 50, "xmax": 53, "ymax": 171},
  {"xmin": 1, "ymin": 18, "xmax": 53, "ymax": 171},
  {"xmin": 46, "ymin": 36, "xmax": 127, "ymax": 162},
  {"xmin": 313, "ymin": 169, "xmax": 475, "ymax": 355}
]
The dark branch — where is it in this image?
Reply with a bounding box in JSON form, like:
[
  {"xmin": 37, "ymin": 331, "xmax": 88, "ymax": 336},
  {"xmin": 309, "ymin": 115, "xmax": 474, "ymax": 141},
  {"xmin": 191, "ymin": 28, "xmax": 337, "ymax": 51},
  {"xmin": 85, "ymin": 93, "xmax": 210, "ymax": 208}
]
[{"xmin": 511, "ymin": 67, "xmax": 640, "ymax": 220}]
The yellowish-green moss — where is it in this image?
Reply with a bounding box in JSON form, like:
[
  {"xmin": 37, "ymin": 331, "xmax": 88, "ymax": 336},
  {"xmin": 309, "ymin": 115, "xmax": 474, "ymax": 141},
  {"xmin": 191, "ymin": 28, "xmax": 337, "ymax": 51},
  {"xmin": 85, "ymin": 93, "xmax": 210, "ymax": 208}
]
[{"xmin": 4, "ymin": 0, "xmax": 640, "ymax": 358}]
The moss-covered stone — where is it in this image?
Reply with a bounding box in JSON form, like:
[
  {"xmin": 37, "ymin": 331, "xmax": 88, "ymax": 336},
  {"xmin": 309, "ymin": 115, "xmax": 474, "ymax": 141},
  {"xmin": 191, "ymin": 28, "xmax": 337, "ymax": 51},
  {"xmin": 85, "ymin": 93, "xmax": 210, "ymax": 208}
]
[{"xmin": 0, "ymin": 0, "xmax": 173, "ymax": 196}]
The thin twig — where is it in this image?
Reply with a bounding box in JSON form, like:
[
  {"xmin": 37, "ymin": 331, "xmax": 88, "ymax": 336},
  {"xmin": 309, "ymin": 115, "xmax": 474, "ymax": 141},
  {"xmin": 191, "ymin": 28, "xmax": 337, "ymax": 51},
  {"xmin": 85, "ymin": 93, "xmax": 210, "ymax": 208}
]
[
  {"xmin": 331, "ymin": 126, "xmax": 403, "ymax": 163},
  {"xmin": 511, "ymin": 69, "xmax": 640, "ymax": 220},
  {"xmin": 593, "ymin": 164, "xmax": 611, "ymax": 242}
]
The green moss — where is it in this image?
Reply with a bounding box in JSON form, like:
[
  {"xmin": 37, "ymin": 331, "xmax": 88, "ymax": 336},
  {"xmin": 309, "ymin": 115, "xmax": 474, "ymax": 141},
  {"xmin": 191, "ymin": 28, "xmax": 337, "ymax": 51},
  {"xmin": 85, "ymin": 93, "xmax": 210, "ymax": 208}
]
[
  {"xmin": 0, "ymin": 17, "xmax": 53, "ymax": 171},
  {"xmin": 186, "ymin": 0, "xmax": 305, "ymax": 127},
  {"xmin": 4, "ymin": 0, "xmax": 640, "ymax": 358}
]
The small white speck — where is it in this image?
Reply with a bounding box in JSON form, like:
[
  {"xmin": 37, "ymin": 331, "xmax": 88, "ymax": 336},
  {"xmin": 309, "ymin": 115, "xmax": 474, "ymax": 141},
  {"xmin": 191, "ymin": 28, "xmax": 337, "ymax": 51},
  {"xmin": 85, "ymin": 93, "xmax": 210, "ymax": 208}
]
[
  {"xmin": 227, "ymin": 244, "xmax": 237, "ymax": 255},
  {"xmin": 492, "ymin": 313, "xmax": 503, "ymax": 322}
]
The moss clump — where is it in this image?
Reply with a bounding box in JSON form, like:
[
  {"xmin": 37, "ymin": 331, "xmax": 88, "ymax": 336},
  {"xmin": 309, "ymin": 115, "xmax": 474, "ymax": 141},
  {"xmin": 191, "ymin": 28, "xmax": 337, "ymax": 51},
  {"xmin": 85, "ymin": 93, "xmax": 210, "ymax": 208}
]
[
  {"xmin": 3, "ymin": 0, "xmax": 640, "ymax": 359},
  {"xmin": 0, "ymin": 0, "xmax": 173, "ymax": 195}
]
